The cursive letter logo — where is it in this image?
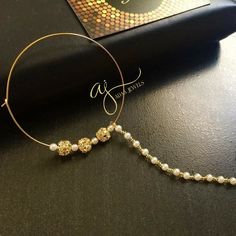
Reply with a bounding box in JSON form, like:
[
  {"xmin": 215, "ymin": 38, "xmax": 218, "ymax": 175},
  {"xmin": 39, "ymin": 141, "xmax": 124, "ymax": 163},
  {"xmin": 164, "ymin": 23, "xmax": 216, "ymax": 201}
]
[{"xmin": 90, "ymin": 67, "xmax": 142, "ymax": 115}]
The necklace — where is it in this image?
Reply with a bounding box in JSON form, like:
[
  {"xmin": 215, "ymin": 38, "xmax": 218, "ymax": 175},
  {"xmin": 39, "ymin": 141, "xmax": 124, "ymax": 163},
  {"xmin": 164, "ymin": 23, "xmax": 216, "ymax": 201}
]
[
  {"xmin": 2, "ymin": 32, "xmax": 236, "ymax": 187},
  {"xmin": 111, "ymin": 123, "xmax": 236, "ymax": 186}
]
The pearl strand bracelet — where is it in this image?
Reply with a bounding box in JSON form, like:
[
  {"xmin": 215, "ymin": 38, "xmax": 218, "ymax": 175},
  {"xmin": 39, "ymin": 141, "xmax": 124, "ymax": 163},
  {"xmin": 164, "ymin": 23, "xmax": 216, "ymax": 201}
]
[{"xmin": 113, "ymin": 124, "xmax": 236, "ymax": 186}]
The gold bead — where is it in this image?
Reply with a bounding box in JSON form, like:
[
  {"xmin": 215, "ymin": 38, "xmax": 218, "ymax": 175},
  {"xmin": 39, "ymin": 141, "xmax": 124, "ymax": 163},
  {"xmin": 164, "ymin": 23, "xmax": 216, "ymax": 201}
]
[
  {"xmin": 78, "ymin": 138, "xmax": 92, "ymax": 153},
  {"xmin": 57, "ymin": 140, "xmax": 72, "ymax": 156},
  {"xmin": 96, "ymin": 128, "xmax": 111, "ymax": 142}
]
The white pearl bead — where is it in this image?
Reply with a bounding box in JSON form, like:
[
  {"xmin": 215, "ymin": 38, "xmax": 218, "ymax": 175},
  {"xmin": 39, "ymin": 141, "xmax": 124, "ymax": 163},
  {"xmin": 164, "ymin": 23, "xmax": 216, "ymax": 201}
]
[
  {"xmin": 115, "ymin": 125, "xmax": 122, "ymax": 132},
  {"xmin": 71, "ymin": 144, "xmax": 79, "ymax": 152},
  {"xmin": 217, "ymin": 176, "xmax": 225, "ymax": 184},
  {"xmin": 49, "ymin": 143, "xmax": 58, "ymax": 151},
  {"xmin": 107, "ymin": 125, "xmax": 114, "ymax": 132},
  {"xmin": 183, "ymin": 172, "xmax": 191, "ymax": 180},
  {"xmin": 230, "ymin": 177, "xmax": 236, "ymax": 185},
  {"xmin": 194, "ymin": 173, "xmax": 202, "ymax": 181},
  {"xmin": 151, "ymin": 157, "xmax": 158, "ymax": 164},
  {"xmin": 161, "ymin": 163, "xmax": 169, "ymax": 171},
  {"xmin": 133, "ymin": 140, "xmax": 140, "ymax": 148},
  {"xmin": 141, "ymin": 148, "xmax": 149, "ymax": 156},
  {"xmin": 91, "ymin": 138, "xmax": 98, "ymax": 145},
  {"xmin": 124, "ymin": 132, "xmax": 131, "ymax": 140},
  {"xmin": 173, "ymin": 168, "xmax": 180, "ymax": 176},
  {"xmin": 206, "ymin": 174, "xmax": 213, "ymax": 182}
]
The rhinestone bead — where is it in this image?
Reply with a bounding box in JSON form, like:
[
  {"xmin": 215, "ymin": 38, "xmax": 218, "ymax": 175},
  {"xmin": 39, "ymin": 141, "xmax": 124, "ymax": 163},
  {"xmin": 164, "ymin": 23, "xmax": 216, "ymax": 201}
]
[
  {"xmin": 78, "ymin": 138, "xmax": 92, "ymax": 153},
  {"xmin": 96, "ymin": 128, "xmax": 111, "ymax": 142},
  {"xmin": 58, "ymin": 140, "xmax": 72, "ymax": 156}
]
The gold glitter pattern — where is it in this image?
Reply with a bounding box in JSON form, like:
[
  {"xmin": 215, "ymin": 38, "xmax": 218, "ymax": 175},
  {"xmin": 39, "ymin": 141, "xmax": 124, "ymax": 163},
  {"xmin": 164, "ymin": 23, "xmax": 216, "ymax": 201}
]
[
  {"xmin": 96, "ymin": 128, "xmax": 111, "ymax": 142},
  {"xmin": 67, "ymin": 0, "xmax": 210, "ymax": 38},
  {"xmin": 58, "ymin": 140, "xmax": 72, "ymax": 156},
  {"xmin": 78, "ymin": 138, "xmax": 92, "ymax": 153}
]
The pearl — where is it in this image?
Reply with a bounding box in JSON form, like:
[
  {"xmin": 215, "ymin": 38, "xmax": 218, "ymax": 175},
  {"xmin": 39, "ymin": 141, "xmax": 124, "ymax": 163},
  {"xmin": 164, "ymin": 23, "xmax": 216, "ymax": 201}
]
[
  {"xmin": 194, "ymin": 173, "xmax": 202, "ymax": 181},
  {"xmin": 71, "ymin": 144, "xmax": 79, "ymax": 152},
  {"xmin": 141, "ymin": 148, "xmax": 149, "ymax": 156},
  {"xmin": 49, "ymin": 143, "xmax": 58, "ymax": 151},
  {"xmin": 107, "ymin": 125, "xmax": 114, "ymax": 132},
  {"xmin": 173, "ymin": 168, "xmax": 180, "ymax": 176},
  {"xmin": 183, "ymin": 172, "xmax": 191, "ymax": 180},
  {"xmin": 217, "ymin": 176, "xmax": 225, "ymax": 184},
  {"xmin": 151, "ymin": 157, "xmax": 158, "ymax": 164},
  {"xmin": 230, "ymin": 177, "xmax": 236, "ymax": 185},
  {"xmin": 115, "ymin": 125, "xmax": 122, "ymax": 132},
  {"xmin": 124, "ymin": 132, "xmax": 131, "ymax": 140},
  {"xmin": 206, "ymin": 174, "xmax": 213, "ymax": 182},
  {"xmin": 91, "ymin": 137, "xmax": 98, "ymax": 145},
  {"xmin": 161, "ymin": 163, "xmax": 169, "ymax": 171},
  {"xmin": 133, "ymin": 140, "xmax": 140, "ymax": 148}
]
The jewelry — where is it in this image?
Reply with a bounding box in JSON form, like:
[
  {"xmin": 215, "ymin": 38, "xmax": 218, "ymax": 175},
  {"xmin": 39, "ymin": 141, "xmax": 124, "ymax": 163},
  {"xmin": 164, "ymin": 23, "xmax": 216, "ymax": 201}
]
[
  {"xmin": 111, "ymin": 123, "xmax": 236, "ymax": 186},
  {"xmin": 2, "ymin": 33, "xmax": 235, "ymax": 187},
  {"xmin": 1, "ymin": 33, "xmax": 125, "ymax": 156}
]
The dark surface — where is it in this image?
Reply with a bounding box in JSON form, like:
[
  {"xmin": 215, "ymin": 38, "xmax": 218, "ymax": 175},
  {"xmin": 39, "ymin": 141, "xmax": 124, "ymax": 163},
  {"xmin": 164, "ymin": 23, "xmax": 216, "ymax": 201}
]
[
  {"xmin": 0, "ymin": 0, "xmax": 236, "ymax": 109},
  {"xmin": 0, "ymin": 28, "xmax": 236, "ymax": 236}
]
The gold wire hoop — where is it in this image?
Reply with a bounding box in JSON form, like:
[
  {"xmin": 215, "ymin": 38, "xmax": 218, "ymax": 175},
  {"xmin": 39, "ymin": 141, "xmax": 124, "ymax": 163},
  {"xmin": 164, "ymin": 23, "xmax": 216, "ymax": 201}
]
[{"xmin": 1, "ymin": 32, "xmax": 125, "ymax": 147}]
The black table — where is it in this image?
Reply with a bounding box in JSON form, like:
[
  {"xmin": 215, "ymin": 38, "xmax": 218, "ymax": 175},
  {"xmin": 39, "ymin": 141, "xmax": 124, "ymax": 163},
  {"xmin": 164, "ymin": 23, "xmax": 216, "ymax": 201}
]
[{"xmin": 0, "ymin": 32, "xmax": 235, "ymax": 236}]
